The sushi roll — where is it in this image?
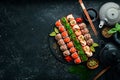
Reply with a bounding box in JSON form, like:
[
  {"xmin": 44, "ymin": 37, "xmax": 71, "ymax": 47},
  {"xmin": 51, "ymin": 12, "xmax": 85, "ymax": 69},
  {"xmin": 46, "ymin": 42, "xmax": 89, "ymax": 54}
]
[
  {"xmin": 81, "ymin": 28, "xmax": 89, "ymax": 35},
  {"xmin": 60, "ymin": 44, "xmax": 67, "ymax": 51},
  {"xmin": 61, "ymin": 31, "xmax": 68, "ymax": 38},
  {"xmin": 65, "ymin": 56, "xmax": 73, "ymax": 62},
  {"xmin": 83, "ymin": 46, "xmax": 90, "ymax": 52},
  {"xmin": 71, "ymin": 52, "xmax": 79, "ymax": 59},
  {"xmin": 84, "ymin": 33, "xmax": 91, "ymax": 40},
  {"xmin": 70, "ymin": 20, "xmax": 76, "ymax": 26},
  {"xmin": 67, "ymin": 41, "xmax": 74, "ymax": 48},
  {"xmin": 79, "ymin": 23, "xmax": 86, "ymax": 30},
  {"xmin": 83, "ymin": 46, "xmax": 93, "ymax": 57},
  {"xmin": 75, "ymin": 30, "xmax": 81, "ymax": 36},
  {"xmin": 74, "ymin": 57, "xmax": 81, "ymax": 64},
  {"xmin": 58, "ymin": 39, "xmax": 65, "ymax": 46},
  {"xmin": 80, "ymin": 40, "xmax": 86, "ymax": 46},
  {"xmin": 72, "ymin": 24, "xmax": 80, "ymax": 31},
  {"xmin": 85, "ymin": 51, "xmax": 93, "ymax": 57},
  {"xmin": 64, "ymin": 37, "xmax": 70, "ymax": 43},
  {"xmin": 55, "ymin": 33, "xmax": 62, "ymax": 41},
  {"xmin": 59, "ymin": 26, "xmax": 65, "ymax": 33},
  {"xmin": 67, "ymin": 14, "xmax": 74, "ymax": 21},
  {"xmin": 63, "ymin": 50, "xmax": 70, "ymax": 56},
  {"xmin": 70, "ymin": 47, "xmax": 76, "ymax": 53},
  {"xmin": 86, "ymin": 39, "xmax": 94, "ymax": 46},
  {"xmin": 78, "ymin": 35, "xmax": 84, "ymax": 41},
  {"xmin": 55, "ymin": 20, "xmax": 62, "ymax": 27}
]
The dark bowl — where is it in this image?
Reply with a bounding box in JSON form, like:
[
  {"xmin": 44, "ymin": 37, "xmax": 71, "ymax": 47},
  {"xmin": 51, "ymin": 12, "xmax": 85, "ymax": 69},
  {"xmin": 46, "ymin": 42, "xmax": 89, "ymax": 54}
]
[
  {"xmin": 114, "ymin": 32, "xmax": 120, "ymax": 44},
  {"xmin": 83, "ymin": 8, "xmax": 98, "ymax": 22}
]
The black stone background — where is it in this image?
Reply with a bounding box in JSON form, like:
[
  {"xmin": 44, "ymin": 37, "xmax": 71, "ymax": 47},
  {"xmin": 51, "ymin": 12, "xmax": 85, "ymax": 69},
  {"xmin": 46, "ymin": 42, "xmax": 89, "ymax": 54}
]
[{"xmin": 0, "ymin": 0, "xmax": 120, "ymax": 80}]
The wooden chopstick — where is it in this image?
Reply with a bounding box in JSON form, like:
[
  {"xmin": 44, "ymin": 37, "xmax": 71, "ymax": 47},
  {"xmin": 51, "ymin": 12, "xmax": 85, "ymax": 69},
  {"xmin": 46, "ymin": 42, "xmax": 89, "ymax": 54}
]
[
  {"xmin": 79, "ymin": 0, "xmax": 98, "ymax": 36},
  {"xmin": 93, "ymin": 66, "xmax": 111, "ymax": 80}
]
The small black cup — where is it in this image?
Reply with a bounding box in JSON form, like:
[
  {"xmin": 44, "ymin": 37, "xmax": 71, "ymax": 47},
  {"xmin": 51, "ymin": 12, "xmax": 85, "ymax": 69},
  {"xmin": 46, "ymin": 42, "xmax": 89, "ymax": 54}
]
[{"xmin": 83, "ymin": 8, "xmax": 98, "ymax": 22}]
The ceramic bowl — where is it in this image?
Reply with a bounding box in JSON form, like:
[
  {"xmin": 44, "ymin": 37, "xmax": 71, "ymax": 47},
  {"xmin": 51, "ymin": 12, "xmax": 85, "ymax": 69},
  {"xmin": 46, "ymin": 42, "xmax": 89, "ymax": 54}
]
[{"xmin": 83, "ymin": 8, "xmax": 98, "ymax": 22}]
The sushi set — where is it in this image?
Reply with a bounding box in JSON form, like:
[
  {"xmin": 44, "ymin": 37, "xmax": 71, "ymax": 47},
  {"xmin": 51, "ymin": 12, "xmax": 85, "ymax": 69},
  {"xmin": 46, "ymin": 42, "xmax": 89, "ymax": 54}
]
[
  {"xmin": 49, "ymin": 1, "xmax": 120, "ymax": 78},
  {"xmin": 46, "ymin": 0, "xmax": 120, "ymax": 80},
  {"xmin": 49, "ymin": 14, "xmax": 99, "ymax": 64}
]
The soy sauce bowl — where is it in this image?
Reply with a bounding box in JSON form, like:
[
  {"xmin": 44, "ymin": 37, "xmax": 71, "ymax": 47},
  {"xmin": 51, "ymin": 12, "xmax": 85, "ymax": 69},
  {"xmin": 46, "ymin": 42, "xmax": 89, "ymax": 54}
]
[
  {"xmin": 114, "ymin": 32, "xmax": 120, "ymax": 44},
  {"xmin": 83, "ymin": 8, "xmax": 98, "ymax": 22}
]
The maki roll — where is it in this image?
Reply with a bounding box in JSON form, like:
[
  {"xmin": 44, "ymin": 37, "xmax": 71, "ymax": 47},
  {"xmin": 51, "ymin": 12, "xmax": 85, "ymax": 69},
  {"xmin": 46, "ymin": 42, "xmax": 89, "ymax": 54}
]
[
  {"xmin": 65, "ymin": 56, "xmax": 73, "ymax": 62},
  {"xmin": 67, "ymin": 14, "xmax": 74, "ymax": 21},
  {"xmin": 60, "ymin": 44, "xmax": 68, "ymax": 51},
  {"xmin": 84, "ymin": 33, "xmax": 91, "ymax": 40},
  {"xmin": 55, "ymin": 33, "xmax": 62, "ymax": 41},
  {"xmin": 70, "ymin": 20, "xmax": 76, "ymax": 26},
  {"xmin": 59, "ymin": 26, "xmax": 65, "ymax": 33},
  {"xmin": 72, "ymin": 25, "xmax": 80, "ymax": 31},
  {"xmin": 61, "ymin": 31, "xmax": 68, "ymax": 38},
  {"xmin": 81, "ymin": 28, "xmax": 89, "ymax": 35},
  {"xmin": 63, "ymin": 50, "xmax": 70, "ymax": 56},
  {"xmin": 80, "ymin": 40, "xmax": 86, "ymax": 46},
  {"xmin": 67, "ymin": 41, "xmax": 74, "ymax": 48},
  {"xmin": 75, "ymin": 30, "xmax": 81, "ymax": 36},
  {"xmin": 85, "ymin": 51, "xmax": 93, "ymax": 57},
  {"xmin": 71, "ymin": 52, "xmax": 79, "ymax": 59},
  {"xmin": 64, "ymin": 37, "xmax": 70, "ymax": 43},
  {"xmin": 83, "ymin": 46, "xmax": 93, "ymax": 57},
  {"xmin": 79, "ymin": 23, "xmax": 86, "ymax": 30},
  {"xmin": 86, "ymin": 39, "xmax": 94, "ymax": 46},
  {"xmin": 70, "ymin": 47, "xmax": 76, "ymax": 53},
  {"xmin": 55, "ymin": 20, "xmax": 62, "ymax": 27},
  {"xmin": 58, "ymin": 39, "xmax": 65, "ymax": 46},
  {"xmin": 74, "ymin": 57, "xmax": 81, "ymax": 64}
]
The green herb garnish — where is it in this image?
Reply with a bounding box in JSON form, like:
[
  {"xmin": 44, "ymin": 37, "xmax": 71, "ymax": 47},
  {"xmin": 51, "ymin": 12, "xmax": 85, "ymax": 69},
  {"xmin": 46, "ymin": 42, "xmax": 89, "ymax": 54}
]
[
  {"xmin": 108, "ymin": 23, "xmax": 120, "ymax": 34},
  {"xmin": 90, "ymin": 43, "xmax": 99, "ymax": 52}
]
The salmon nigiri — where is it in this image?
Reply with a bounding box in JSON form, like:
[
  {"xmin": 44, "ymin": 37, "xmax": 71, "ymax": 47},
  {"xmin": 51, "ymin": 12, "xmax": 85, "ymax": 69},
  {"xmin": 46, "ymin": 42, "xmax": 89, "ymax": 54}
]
[
  {"xmin": 70, "ymin": 47, "xmax": 76, "ymax": 53},
  {"xmin": 74, "ymin": 57, "xmax": 81, "ymax": 64},
  {"xmin": 67, "ymin": 41, "xmax": 74, "ymax": 48},
  {"xmin": 59, "ymin": 26, "xmax": 65, "ymax": 32},
  {"xmin": 64, "ymin": 37, "xmax": 70, "ymax": 43},
  {"xmin": 71, "ymin": 52, "xmax": 79, "ymax": 59},
  {"xmin": 61, "ymin": 31, "xmax": 68, "ymax": 38},
  {"xmin": 55, "ymin": 20, "xmax": 62, "ymax": 27}
]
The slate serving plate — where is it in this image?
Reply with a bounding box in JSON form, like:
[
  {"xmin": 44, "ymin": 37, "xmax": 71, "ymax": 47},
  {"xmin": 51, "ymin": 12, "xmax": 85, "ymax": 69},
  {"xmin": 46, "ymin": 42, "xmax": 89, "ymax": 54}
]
[{"xmin": 0, "ymin": 0, "xmax": 120, "ymax": 80}]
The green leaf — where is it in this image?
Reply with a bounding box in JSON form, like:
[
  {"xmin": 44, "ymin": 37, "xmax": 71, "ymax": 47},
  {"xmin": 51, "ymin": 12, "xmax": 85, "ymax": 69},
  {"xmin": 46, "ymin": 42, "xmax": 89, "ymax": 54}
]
[
  {"xmin": 54, "ymin": 27, "xmax": 59, "ymax": 33},
  {"xmin": 49, "ymin": 32, "xmax": 56, "ymax": 36},
  {"xmin": 115, "ymin": 23, "xmax": 120, "ymax": 31},
  {"xmin": 92, "ymin": 43, "xmax": 99, "ymax": 47},
  {"xmin": 81, "ymin": 54, "xmax": 88, "ymax": 61},
  {"xmin": 61, "ymin": 17, "xmax": 67, "ymax": 24},
  {"xmin": 68, "ymin": 65, "xmax": 94, "ymax": 80},
  {"xmin": 115, "ymin": 23, "xmax": 119, "ymax": 28},
  {"xmin": 108, "ymin": 28, "xmax": 117, "ymax": 34},
  {"xmin": 90, "ymin": 46, "xmax": 95, "ymax": 52}
]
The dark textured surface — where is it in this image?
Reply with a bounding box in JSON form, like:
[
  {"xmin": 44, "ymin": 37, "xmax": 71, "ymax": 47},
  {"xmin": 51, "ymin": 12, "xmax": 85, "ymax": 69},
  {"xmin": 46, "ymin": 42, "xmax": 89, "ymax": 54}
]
[{"xmin": 0, "ymin": 0, "xmax": 120, "ymax": 80}]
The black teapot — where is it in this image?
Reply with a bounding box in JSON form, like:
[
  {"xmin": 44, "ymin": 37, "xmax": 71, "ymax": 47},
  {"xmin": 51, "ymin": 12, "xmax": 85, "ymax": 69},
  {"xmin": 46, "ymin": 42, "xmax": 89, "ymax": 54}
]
[{"xmin": 99, "ymin": 43, "xmax": 120, "ymax": 69}]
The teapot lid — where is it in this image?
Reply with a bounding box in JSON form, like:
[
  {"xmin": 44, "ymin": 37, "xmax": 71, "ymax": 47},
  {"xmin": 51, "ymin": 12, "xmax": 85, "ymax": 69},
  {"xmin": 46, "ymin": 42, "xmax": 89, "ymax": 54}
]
[{"xmin": 106, "ymin": 8, "xmax": 119, "ymax": 21}]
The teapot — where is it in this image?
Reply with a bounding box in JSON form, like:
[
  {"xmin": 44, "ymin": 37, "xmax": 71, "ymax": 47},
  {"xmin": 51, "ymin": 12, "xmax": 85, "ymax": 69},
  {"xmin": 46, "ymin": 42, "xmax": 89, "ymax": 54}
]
[
  {"xmin": 99, "ymin": 43, "xmax": 119, "ymax": 66},
  {"xmin": 99, "ymin": 2, "xmax": 120, "ymax": 28}
]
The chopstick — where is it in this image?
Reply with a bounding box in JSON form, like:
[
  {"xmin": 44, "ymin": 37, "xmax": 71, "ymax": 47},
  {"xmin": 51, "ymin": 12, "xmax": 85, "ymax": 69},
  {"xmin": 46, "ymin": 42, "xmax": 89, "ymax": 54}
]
[
  {"xmin": 79, "ymin": 0, "xmax": 98, "ymax": 36},
  {"xmin": 93, "ymin": 66, "xmax": 111, "ymax": 80}
]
